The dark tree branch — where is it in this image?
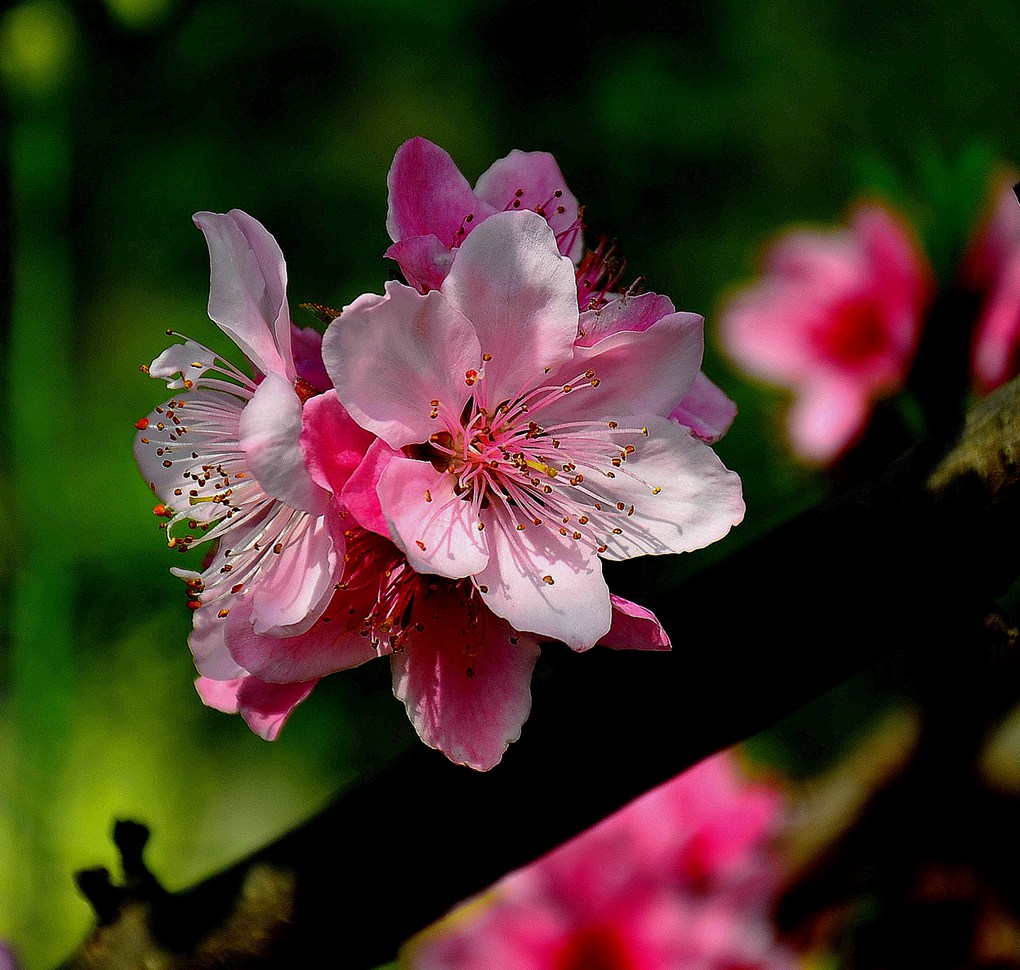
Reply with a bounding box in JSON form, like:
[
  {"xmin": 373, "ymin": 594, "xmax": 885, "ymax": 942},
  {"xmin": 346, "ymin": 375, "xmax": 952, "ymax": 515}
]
[{"xmin": 59, "ymin": 379, "xmax": 1020, "ymax": 968}]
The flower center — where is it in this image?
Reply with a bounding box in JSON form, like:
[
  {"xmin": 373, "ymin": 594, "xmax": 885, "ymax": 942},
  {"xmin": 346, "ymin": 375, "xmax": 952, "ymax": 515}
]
[{"xmin": 413, "ymin": 364, "xmax": 660, "ymax": 557}]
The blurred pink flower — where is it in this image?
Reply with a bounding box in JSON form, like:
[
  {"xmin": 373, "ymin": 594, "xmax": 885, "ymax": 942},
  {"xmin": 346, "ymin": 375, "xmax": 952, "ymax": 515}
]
[
  {"xmin": 721, "ymin": 204, "xmax": 931, "ymax": 463},
  {"xmin": 214, "ymin": 390, "xmax": 672, "ymax": 770},
  {"xmin": 134, "ymin": 210, "xmax": 342, "ymax": 739},
  {"xmin": 405, "ymin": 752, "xmax": 797, "ymax": 970},
  {"xmin": 324, "ymin": 209, "xmax": 744, "ymax": 651},
  {"xmin": 966, "ymin": 177, "xmax": 1020, "ymax": 395}
]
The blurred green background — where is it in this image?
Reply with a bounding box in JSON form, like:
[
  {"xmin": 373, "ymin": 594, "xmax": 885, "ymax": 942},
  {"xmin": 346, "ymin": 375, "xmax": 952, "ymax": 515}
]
[{"xmin": 0, "ymin": 0, "xmax": 1018, "ymax": 964}]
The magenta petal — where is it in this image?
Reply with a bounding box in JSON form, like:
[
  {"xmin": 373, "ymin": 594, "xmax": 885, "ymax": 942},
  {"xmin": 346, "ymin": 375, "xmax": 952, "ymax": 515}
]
[
  {"xmin": 385, "ymin": 236, "xmax": 455, "ymax": 293},
  {"xmin": 669, "ymin": 372, "xmax": 738, "ymax": 444},
  {"xmin": 474, "ymin": 148, "xmax": 584, "ymax": 262},
  {"xmin": 392, "ymin": 589, "xmax": 541, "ymax": 770},
  {"xmin": 290, "ymin": 323, "xmax": 332, "ymax": 392},
  {"xmin": 473, "ymin": 510, "xmax": 612, "ymax": 650},
  {"xmin": 299, "ymin": 389, "xmax": 376, "ymax": 495},
  {"xmin": 377, "ymin": 457, "xmax": 490, "ymax": 579},
  {"xmin": 323, "ymin": 283, "xmax": 481, "ymax": 449},
  {"xmin": 193, "ymin": 210, "xmax": 294, "ymax": 380},
  {"xmin": 442, "ymin": 211, "xmax": 579, "ymax": 403},
  {"xmin": 236, "ymin": 676, "xmax": 317, "ymax": 740},
  {"xmin": 598, "ymin": 595, "xmax": 671, "ymax": 651},
  {"xmin": 341, "ymin": 437, "xmax": 401, "ymax": 536},
  {"xmin": 386, "ymin": 137, "xmax": 494, "ymax": 247}
]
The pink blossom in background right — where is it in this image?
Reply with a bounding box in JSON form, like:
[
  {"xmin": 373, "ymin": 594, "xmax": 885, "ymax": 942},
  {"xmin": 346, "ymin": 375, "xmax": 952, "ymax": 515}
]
[
  {"xmin": 721, "ymin": 205, "xmax": 931, "ymax": 464},
  {"xmin": 965, "ymin": 176, "xmax": 1020, "ymax": 395},
  {"xmin": 404, "ymin": 751, "xmax": 797, "ymax": 970}
]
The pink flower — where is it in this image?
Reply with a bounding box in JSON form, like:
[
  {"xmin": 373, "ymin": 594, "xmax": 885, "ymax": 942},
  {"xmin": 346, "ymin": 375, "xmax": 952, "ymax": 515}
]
[
  {"xmin": 211, "ymin": 389, "xmax": 672, "ymax": 770},
  {"xmin": 324, "ymin": 210, "xmax": 744, "ymax": 650},
  {"xmin": 404, "ymin": 752, "xmax": 797, "ymax": 970},
  {"xmin": 966, "ymin": 177, "xmax": 1020, "ymax": 395},
  {"xmin": 385, "ymin": 136, "xmax": 584, "ymax": 293},
  {"xmin": 134, "ymin": 210, "xmax": 342, "ymax": 739},
  {"xmin": 388, "ymin": 138, "xmax": 738, "ymax": 445},
  {"xmin": 721, "ymin": 204, "xmax": 931, "ymax": 464}
]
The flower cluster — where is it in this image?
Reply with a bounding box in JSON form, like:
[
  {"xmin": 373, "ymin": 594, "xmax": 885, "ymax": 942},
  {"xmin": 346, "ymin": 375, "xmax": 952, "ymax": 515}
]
[
  {"xmin": 135, "ymin": 139, "xmax": 744, "ymax": 769},
  {"xmin": 720, "ymin": 175, "xmax": 1020, "ymax": 465},
  {"xmin": 403, "ymin": 751, "xmax": 797, "ymax": 970}
]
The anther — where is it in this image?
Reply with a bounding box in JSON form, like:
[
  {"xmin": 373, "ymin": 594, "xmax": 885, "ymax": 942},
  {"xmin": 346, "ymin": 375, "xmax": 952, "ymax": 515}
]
[
  {"xmin": 416, "ymin": 540, "xmax": 427, "ymax": 551},
  {"xmin": 135, "ymin": 417, "xmax": 149, "ymax": 430},
  {"xmin": 217, "ymin": 609, "xmax": 230, "ymax": 618},
  {"xmin": 542, "ymin": 575, "xmax": 555, "ymax": 585},
  {"xmin": 651, "ymin": 486, "xmax": 662, "ymax": 495}
]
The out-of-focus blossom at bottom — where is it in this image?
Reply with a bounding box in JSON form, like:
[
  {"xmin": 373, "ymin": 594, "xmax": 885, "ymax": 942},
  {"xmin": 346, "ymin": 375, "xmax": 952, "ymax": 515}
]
[
  {"xmin": 0, "ymin": 943, "xmax": 19, "ymax": 970},
  {"xmin": 403, "ymin": 751, "xmax": 798, "ymax": 970}
]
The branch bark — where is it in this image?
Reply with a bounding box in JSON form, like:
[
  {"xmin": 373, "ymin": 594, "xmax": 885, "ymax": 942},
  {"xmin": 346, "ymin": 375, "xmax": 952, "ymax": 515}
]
[{"xmin": 59, "ymin": 379, "xmax": 1020, "ymax": 968}]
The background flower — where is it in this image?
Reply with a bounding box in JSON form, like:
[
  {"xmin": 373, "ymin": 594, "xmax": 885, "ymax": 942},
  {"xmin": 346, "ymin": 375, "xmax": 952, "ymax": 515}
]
[
  {"xmin": 404, "ymin": 751, "xmax": 796, "ymax": 970},
  {"xmin": 721, "ymin": 205, "xmax": 931, "ymax": 464},
  {"xmin": 966, "ymin": 177, "xmax": 1020, "ymax": 394}
]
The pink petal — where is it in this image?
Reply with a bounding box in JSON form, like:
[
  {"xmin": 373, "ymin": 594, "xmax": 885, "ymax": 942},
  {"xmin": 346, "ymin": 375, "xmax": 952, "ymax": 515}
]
[
  {"xmin": 576, "ymin": 292, "xmax": 676, "ymax": 345},
  {"xmin": 237, "ymin": 676, "xmax": 317, "ymax": 741},
  {"xmin": 385, "ymin": 235, "xmax": 455, "ymax": 293},
  {"xmin": 299, "ymin": 389, "xmax": 376, "ymax": 494},
  {"xmin": 199, "ymin": 672, "xmax": 318, "ymax": 743},
  {"xmin": 473, "ymin": 510, "xmax": 612, "ymax": 650},
  {"xmin": 854, "ymin": 206, "xmax": 930, "ymax": 370},
  {"xmin": 195, "ymin": 675, "xmax": 244, "ymax": 713},
  {"xmin": 597, "ymin": 595, "xmax": 671, "ymax": 651},
  {"xmin": 964, "ymin": 178, "xmax": 1020, "ymax": 290},
  {"xmin": 323, "ymin": 283, "xmax": 481, "ymax": 449},
  {"xmin": 239, "ymin": 373, "xmax": 328, "ymax": 513},
  {"xmin": 594, "ymin": 416, "xmax": 744, "ymax": 561},
  {"xmin": 787, "ymin": 381, "xmax": 869, "ymax": 463},
  {"xmin": 386, "ymin": 137, "xmax": 495, "ymax": 247},
  {"xmin": 391, "ymin": 588, "xmax": 541, "ymax": 770},
  {"xmin": 544, "ymin": 310, "xmax": 705, "ymax": 423},
  {"xmin": 226, "ymin": 586, "xmax": 384, "ymax": 683},
  {"xmin": 172, "ymin": 566, "xmax": 248, "ymax": 680},
  {"xmin": 442, "ymin": 211, "xmax": 579, "ymax": 404},
  {"xmin": 972, "ymin": 249, "xmax": 1020, "ymax": 393},
  {"xmin": 377, "ymin": 456, "xmax": 490, "ymax": 580},
  {"xmin": 193, "ymin": 210, "xmax": 295, "ymax": 380},
  {"xmin": 249, "ymin": 506, "xmax": 342, "ymax": 637},
  {"xmin": 473, "ymin": 148, "xmax": 583, "ymax": 262},
  {"xmin": 669, "ymin": 372, "xmax": 738, "ymax": 443},
  {"xmin": 341, "ymin": 437, "xmax": 402, "ymax": 537}
]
